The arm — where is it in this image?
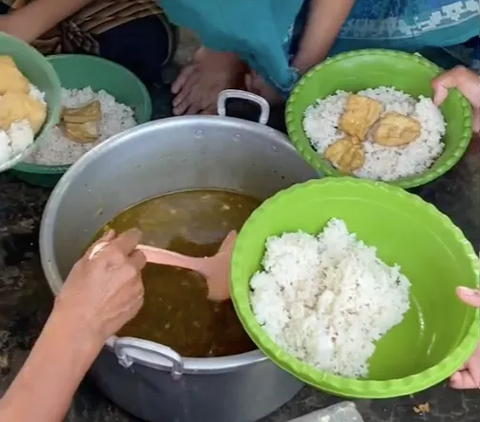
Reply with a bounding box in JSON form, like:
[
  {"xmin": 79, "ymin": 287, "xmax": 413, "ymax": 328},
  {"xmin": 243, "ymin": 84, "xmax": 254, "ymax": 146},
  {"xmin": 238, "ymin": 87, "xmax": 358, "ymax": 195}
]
[
  {"xmin": 0, "ymin": 308, "xmax": 103, "ymax": 422},
  {"xmin": 292, "ymin": 0, "xmax": 355, "ymax": 74},
  {"xmin": 0, "ymin": 230, "xmax": 146, "ymax": 422},
  {"xmin": 1, "ymin": 0, "xmax": 95, "ymax": 42}
]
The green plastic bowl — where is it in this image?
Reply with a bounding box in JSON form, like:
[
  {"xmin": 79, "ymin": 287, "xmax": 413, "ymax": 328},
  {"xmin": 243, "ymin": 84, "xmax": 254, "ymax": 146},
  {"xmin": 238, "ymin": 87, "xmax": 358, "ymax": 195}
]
[
  {"xmin": 11, "ymin": 54, "xmax": 152, "ymax": 187},
  {"xmin": 0, "ymin": 33, "xmax": 61, "ymax": 172},
  {"xmin": 286, "ymin": 50, "xmax": 473, "ymax": 189},
  {"xmin": 231, "ymin": 178, "xmax": 479, "ymax": 398}
]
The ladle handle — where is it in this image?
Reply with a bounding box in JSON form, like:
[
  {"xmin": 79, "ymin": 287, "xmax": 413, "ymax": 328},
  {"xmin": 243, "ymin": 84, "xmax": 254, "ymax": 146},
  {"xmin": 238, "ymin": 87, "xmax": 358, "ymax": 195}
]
[
  {"xmin": 137, "ymin": 244, "xmax": 208, "ymax": 273},
  {"xmin": 89, "ymin": 241, "xmax": 208, "ymax": 273}
]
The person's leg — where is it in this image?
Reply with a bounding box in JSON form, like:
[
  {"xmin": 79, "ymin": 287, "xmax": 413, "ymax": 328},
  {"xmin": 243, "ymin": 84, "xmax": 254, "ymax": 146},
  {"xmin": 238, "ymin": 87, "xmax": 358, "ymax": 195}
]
[
  {"xmin": 57, "ymin": 0, "xmax": 177, "ymax": 85},
  {"xmin": 94, "ymin": 14, "xmax": 177, "ymax": 85}
]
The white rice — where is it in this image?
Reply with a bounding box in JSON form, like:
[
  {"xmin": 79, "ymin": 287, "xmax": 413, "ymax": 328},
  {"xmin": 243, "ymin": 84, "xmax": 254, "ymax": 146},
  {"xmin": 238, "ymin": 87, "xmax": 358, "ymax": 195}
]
[
  {"xmin": 250, "ymin": 218, "xmax": 411, "ymax": 379},
  {"xmin": 303, "ymin": 87, "xmax": 446, "ymax": 181},
  {"xmin": 24, "ymin": 87, "xmax": 137, "ymax": 165},
  {"xmin": 29, "ymin": 84, "xmax": 46, "ymax": 103},
  {"xmin": 0, "ymin": 85, "xmax": 45, "ymax": 167}
]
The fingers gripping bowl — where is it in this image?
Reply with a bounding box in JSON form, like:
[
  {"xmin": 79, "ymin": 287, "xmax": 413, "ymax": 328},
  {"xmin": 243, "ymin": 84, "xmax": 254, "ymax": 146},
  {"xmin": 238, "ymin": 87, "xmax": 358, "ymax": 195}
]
[
  {"xmin": 286, "ymin": 50, "xmax": 473, "ymax": 189},
  {"xmin": 230, "ymin": 178, "xmax": 479, "ymax": 398}
]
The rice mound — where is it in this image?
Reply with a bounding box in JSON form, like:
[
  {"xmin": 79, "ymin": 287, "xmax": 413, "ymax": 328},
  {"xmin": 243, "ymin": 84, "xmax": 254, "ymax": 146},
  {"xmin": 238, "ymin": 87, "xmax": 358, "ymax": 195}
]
[
  {"xmin": 24, "ymin": 87, "xmax": 136, "ymax": 166},
  {"xmin": 303, "ymin": 87, "xmax": 446, "ymax": 181},
  {"xmin": 250, "ymin": 218, "xmax": 411, "ymax": 379}
]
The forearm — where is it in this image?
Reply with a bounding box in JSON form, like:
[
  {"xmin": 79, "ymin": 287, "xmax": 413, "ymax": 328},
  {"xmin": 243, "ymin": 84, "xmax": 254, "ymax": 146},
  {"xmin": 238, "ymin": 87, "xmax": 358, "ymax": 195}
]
[
  {"xmin": 0, "ymin": 306, "xmax": 103, "ymax": 422},
  {"xmin": 4, "ymin": 0, "xmax": 95, "ymax": 42},
  {"xmin": 293, "ymin": 0, "xmax": 355, "ymax": 73}
]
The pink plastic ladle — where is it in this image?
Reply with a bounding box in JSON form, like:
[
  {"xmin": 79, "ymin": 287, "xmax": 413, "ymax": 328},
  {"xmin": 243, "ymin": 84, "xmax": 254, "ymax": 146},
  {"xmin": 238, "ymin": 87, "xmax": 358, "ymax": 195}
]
[{"xmin": 89, "ymin": 230, "xmax": 237, "ymax": 302}]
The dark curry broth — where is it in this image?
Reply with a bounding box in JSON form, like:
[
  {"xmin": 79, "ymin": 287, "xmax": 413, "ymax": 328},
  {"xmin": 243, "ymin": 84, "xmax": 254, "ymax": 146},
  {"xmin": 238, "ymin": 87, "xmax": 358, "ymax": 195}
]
[{"xmin": 94, "ymin": 190, "xmax": 259, "ymax": 357}]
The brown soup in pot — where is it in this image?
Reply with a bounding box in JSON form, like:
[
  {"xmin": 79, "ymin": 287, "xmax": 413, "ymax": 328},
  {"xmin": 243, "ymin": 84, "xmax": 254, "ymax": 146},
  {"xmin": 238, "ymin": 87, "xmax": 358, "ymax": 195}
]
[{"xmin": 92, "ymin": 190, "xmax": 260, "ymax": 358}]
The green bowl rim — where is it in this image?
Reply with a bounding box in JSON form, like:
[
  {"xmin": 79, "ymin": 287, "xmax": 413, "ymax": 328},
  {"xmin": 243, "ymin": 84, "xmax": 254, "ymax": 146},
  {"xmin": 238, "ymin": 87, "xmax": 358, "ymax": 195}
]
[
  {"xmin": 231, "ymin": 177, "xmax": 480, "ymax": 398},
  {"xmin": 0, "ymin": 33, "xmax": 62, "ymax": 172},
  {"xmin": 13, "ymin": 54, "xmax": 153, "ymax": 175},
  {"xmin": 285, "ymin": 49, "xmax": 473, "ymax": 189}
]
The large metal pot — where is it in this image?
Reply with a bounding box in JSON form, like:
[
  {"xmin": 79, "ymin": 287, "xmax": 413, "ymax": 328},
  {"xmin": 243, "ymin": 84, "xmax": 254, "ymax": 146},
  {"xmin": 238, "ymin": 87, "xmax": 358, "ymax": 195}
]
[{"xmin": 40, "ymin": 91, "xmax": 318, "ymax": 422}]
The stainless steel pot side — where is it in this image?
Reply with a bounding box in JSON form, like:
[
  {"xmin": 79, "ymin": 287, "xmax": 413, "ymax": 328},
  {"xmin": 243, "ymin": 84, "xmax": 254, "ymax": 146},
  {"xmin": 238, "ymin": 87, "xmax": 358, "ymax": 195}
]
[{"xmin": 40, "ymin": 91, "xmax": 318, "ymax": 422}]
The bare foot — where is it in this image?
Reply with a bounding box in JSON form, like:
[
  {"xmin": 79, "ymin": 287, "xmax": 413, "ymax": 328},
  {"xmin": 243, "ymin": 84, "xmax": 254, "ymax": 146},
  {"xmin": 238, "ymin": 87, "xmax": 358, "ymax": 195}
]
[
  {"xmin": 245, "ymin": 71, "xmax": 284, "ymax": 106},
  {"xmin": 172, "ymin": 47, "xmax": 247, "ymax": 115}
]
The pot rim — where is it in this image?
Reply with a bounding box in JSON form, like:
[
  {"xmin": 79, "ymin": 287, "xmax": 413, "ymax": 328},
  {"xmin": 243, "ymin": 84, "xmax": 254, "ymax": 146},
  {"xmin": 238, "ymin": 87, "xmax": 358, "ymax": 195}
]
[{"xmin": 40, "ymin": 115, "xmax": 292, "ymax": 373}]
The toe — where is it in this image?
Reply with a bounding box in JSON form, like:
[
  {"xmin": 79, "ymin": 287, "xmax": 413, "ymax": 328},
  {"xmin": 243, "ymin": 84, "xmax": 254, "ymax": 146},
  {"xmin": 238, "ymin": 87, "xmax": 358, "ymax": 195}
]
[
  {"xmin": 200, "ymin": 107, "xmax": 216, "ymax": 115},
  {"xmin": 173, "ymin": 95, "xmax": 192, "ymax": 116},
  {"xmin": 173, "ymin": 72, "xmax": 197, "ymax": 107},
  {"xmin": 173, "ymin": 97, "xmax": 192, "ymax": 116},
  {"xmin": 173, "ymin": 74, "xmax": 200, "ymax": 116},
  {"xmin": 185, "ymin": 102, "xmax": 202, "ymax": 116},
  {"xmin": 172, "ymin": 64, "xmax": 197, "ymax": 95},
  {"xmin": 244, "ymin": 72, "xmax": 255, "ymax": 93}
]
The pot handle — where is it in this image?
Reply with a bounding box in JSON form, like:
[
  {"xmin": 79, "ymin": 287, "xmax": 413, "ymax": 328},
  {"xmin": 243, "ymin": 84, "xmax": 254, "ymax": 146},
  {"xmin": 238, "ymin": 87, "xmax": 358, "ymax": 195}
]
[
  {"xmin": 113, "ymin": 337, "xmax": 184, "ymax": 379},
  {"xmin": 217, "ymin": 89, "xmax": 270, "ymax": 125}
]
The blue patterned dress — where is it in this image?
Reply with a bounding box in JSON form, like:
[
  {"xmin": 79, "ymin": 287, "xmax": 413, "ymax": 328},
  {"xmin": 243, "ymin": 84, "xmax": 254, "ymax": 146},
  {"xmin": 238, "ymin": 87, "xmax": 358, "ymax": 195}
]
[
  {"xmin": 332, "ymin": 0, "xmax": 479, "ymax": 67},
  {"xmin": 159, "ymin": 0, "xmax": 479, "ymax": 95}
]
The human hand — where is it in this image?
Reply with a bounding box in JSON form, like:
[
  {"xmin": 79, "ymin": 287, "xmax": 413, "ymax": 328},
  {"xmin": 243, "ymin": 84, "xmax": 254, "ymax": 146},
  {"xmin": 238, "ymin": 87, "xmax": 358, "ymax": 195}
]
[
  {"xmin": 431, "ymin": 66, "xmax": 479, "ymax": 133},
  {"xmin": 449, "ymin": 286, "xmax": 479, "ymax": 390},
  {"xmin": 55, "ymin": 229, "xmax": 146, "ymax": 344}
]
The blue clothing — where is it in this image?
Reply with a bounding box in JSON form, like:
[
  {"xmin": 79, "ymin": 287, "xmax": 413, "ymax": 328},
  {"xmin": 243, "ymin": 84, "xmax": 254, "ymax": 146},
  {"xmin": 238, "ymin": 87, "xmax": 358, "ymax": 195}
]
[
  {"xmin": 290, "ymin": 0, "xmax": 479, "ymax": 69},
  {"xmin": 336, "ymin": 0, "xmax": 479, "ymax": 50},
  {"xmin": 159, "ymin": 0, "xmax": 479, "ymax": 95},
  {"xmin": 159, "ymin": 0, "xmax": 304, "ymax": 95}
]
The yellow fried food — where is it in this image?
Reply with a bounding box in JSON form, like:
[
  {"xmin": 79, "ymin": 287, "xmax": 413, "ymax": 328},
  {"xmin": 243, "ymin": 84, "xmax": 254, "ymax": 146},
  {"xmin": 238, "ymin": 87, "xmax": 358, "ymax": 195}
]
[
  {"xmin": 0, "ymin": 91, "xmax": 47, "ymax": 135},
  {"xmin": 324, "ymin": 136, "xmax": 365, "ymax": 173},
  {"xmin": 372, "ymin": 112, "xmax": 421, "ymax": 146},
  {"xmin": 339, "ymin": 95, "xmax": 382, "ymax": 140},
  {"xmin": 61, "ymin": 101, "xmax": 102, "ymax": 142},
  {"xmin": 0, "ymin": 55, "xmax": 30, "ymax": 95},
  {"xmin": 62, "ymin": 101, "xmax": 101, "ymax": 124},
  {"xmin": 63, "ymin": 121, "xmax": 100, "ymax": 143}
]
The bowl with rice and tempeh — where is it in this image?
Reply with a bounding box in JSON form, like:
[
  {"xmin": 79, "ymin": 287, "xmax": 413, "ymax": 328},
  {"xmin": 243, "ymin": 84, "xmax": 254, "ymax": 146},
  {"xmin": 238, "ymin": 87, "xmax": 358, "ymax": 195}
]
[
  {"xmin": 286, "ymin": 50, "xmax": 473, "ymax": 189},
  {"xmin": 11, "ymin": 54, "xmax": 152, "ymax": 187}
]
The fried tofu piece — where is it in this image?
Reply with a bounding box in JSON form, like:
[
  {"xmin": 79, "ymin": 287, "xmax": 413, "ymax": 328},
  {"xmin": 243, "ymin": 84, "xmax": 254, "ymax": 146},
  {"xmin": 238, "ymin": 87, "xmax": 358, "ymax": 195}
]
[
  {"xmin": 324, "ymin": 136, "xmax": 365, "ymax": 173},
  {"xmin": 372, "ymin": 112, "xmax": 421, "ymax": 146},
  {"xmin": 61, "ymin": 101, "xmax": 102, "ymax": 143},
  {"xmin": 63, "ymin": 121, "xmax": 100, "ymax": 143},
  {"xmin": 339, "ymin": 95, "xmax": 382, "ymax": 140},
  {"xmin": 0, "ymin": 55, "xmax": 30, "ymax": 95},
  {"xmin": 0, "ymin": 91, "xmax": 47, "ymax": 135},
  {"xmin": 62, "ymin": 101, "xmax": 101, "ymax": 124}
]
